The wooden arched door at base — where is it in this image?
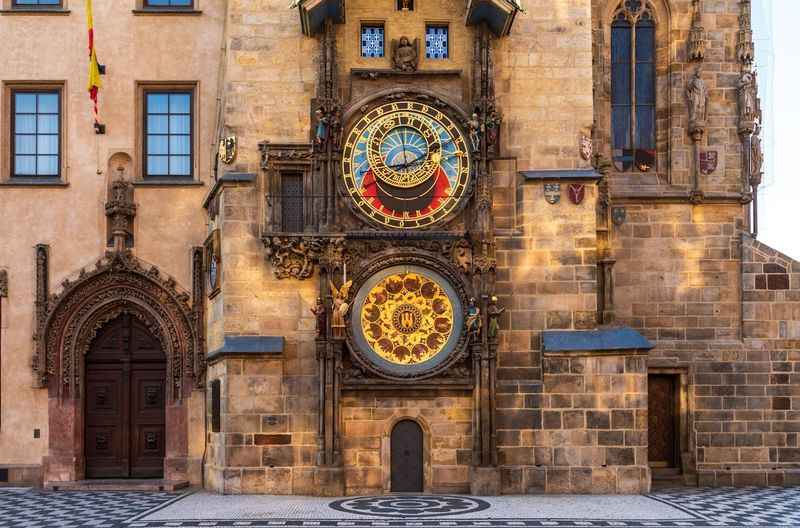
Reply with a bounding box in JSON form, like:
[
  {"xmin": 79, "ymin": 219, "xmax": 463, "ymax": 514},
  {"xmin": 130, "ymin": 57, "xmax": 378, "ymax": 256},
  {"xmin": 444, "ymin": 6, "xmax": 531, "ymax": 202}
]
[
  {"xmin": 390, "ymin": 420, "xmax": 424, "ymax": 492},
  {"xmin": 84, "ymin": 313, "xmax": 166, "ymax": 478}
]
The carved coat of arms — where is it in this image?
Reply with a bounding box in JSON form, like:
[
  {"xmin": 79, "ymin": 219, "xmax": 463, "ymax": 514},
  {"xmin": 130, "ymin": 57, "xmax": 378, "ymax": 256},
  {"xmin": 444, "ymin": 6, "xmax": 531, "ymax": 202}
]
[
  {"xmin": 567, "ymin": 184, "xmax": 585, "ymax": 205},
  {"xmin": 580, "ymin": 135, "xmax": 593, "ymax": 161},
  {"xmin": 612, "ymin": 206, "xmax": 626, "ymax": 226},
  {"xmin": 544, "ymin": 183, "xmax": 561, "ymax": 205},
  {"xmin": 699, "ymin": 150, "xmax": 718, "ymax": 175},
  {"xmin": 218, "ymin": 136, "xmax": 237, "ymax": 165}
]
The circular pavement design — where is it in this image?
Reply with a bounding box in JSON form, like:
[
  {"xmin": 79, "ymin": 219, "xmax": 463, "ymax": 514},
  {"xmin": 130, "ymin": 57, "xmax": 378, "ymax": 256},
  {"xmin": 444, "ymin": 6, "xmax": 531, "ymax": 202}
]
[{"xmin": 329, "ymin": 495, "xmax": 492, "ymax": 517}]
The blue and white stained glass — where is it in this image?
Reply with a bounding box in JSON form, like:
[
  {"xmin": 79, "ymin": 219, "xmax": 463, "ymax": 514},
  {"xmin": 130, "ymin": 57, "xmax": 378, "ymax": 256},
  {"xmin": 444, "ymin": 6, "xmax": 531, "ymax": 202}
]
[
  {"xmin": 361, "ymin": 26, "xmax": 384, "ymax": 58},
  {"xmin": 425, "ymin": 26, "xmax": 449, "ymax": 59}
]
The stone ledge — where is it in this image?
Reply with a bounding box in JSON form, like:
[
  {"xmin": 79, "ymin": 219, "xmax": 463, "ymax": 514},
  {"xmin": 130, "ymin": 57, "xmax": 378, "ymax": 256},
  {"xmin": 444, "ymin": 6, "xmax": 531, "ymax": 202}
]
[
  {"xmin": 45, "ymin": 479, "xmax": 189, "ymax": 491},
  {"xmin": 203, "ymin": 172, "xmax": 256, "ymax": 210},
  {"xmin": 542, "ymin": 328, "xmax": 654, "ymax": 356},
  {"xmin": 698, "ymin": 469, "xmax": 800, "ymax": 487},
  {"xmin": 207, "ymin": 335, "xmax": 285, "ymax": 363},
  {"xmin": 520, "ymin": 169, "xmax": 601, "ymax": 182}
]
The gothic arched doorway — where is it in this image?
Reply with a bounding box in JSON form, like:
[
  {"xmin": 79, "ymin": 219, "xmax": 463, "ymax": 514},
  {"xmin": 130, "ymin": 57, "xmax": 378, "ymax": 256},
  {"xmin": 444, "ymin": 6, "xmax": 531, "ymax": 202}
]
[
  {"xmin": 390, "ymin": 420, "xmax": 424, "ymax": 492},
  {"xmin": 84, "ymin": 313, "xmax": 166, "ymax": 478}
]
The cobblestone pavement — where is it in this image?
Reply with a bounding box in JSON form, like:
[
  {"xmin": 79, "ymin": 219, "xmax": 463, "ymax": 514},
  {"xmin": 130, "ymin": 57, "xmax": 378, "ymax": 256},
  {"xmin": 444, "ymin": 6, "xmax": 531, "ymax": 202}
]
[{"xmin": 0, "ymin": 487, "xmax": 798, "ymax": 528}]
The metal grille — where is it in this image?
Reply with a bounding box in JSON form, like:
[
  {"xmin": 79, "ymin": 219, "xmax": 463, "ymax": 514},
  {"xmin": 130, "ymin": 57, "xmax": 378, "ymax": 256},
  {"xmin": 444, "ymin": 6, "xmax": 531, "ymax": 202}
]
[
  {"xmin": 425, "ymin": 26, "xmax": 449, "ymax": 59},
  {"xmin": 281, "ymin": 174, "xmax": 305, "ymax": 233}
]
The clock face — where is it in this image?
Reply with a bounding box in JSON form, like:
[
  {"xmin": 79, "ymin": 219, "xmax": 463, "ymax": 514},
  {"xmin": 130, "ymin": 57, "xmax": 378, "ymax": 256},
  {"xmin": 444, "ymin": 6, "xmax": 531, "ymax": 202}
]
[
  {"xmin": 350, "ymin": 265, "xmax": 465, "ymax": 377},
  {"xmin": 342, "ymin": 101, "xmax": 472, "ymax": 229}
]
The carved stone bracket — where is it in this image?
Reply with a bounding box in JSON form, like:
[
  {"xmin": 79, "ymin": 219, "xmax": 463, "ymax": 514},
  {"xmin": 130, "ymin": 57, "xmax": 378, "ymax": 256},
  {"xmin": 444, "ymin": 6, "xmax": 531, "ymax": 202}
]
[
  {"xmin": 264, "ymin": 236, "xmax": 344, "ymax": 280},
  {"xmin": 35, "ymin": 250, "xmax": 202, "ymax": 400},
  {"xmin": 32, "ymin": 244, "xmax": 50, "ymax": 387}
]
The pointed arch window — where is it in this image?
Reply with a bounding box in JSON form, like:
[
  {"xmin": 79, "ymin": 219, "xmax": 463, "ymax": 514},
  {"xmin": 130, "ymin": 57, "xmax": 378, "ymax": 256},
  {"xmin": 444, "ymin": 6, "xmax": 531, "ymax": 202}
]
[{"xmin": 611, "ymin": 0, "xmax": 656, "ymax": 172}]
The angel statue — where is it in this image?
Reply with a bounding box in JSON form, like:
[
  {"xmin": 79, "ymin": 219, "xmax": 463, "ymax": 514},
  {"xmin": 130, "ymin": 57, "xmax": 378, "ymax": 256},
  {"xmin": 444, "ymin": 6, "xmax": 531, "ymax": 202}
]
[
  {"xmin": 329, "ymin": 280, "xmax": 353, "ymax": 339},
  {"xmin": 392, "ymin": 37, "xmax": 419, "ymax": 72}
]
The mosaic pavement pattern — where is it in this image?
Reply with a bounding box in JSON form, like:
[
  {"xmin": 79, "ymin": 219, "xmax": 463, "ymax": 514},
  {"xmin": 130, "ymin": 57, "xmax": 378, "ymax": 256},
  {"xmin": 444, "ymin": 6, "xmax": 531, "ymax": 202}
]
[{"xmin": 0, "ymin": 487, "xmax": 798, "ymax": 527}]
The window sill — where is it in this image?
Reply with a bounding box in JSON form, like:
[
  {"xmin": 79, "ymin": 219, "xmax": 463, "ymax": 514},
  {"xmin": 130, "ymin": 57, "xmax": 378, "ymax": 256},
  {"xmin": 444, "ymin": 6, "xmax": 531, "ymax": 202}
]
[
  {"xmin": 0, "ymin": 177, "xmax": 68, "ymax": 187},
  {"xmin": 134, "ymin": 178, "xmax": 204, "ymax": 187},
  {"xmin": 0, "ymin": 8, "xmax": 70, "ymax": 15},
  {"xmin": 132, "ymin": 8, "xmax": 202, "ymax": 15}
]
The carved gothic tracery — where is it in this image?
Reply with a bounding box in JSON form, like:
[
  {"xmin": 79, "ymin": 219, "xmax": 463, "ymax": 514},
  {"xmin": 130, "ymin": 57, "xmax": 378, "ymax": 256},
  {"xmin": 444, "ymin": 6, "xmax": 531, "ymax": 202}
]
[
  {"xmin": 35, "ymin": 251, "xmax": 202, "ymax": 400},
  {"xmin": 688, "ymin": 0, "xmax": 706, "ymax": 61}
]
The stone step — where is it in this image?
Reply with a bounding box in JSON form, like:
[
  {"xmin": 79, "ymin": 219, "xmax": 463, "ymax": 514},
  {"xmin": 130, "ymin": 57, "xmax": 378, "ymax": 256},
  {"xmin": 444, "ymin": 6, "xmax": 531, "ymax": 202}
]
[{"xmin": 44, "ymin": 479, "xmax": 189, "ymax": 492}]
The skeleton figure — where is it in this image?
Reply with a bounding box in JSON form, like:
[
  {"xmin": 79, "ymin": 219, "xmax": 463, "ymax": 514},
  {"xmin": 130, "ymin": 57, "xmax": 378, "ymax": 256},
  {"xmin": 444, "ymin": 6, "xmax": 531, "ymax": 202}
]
[
  {"xmin": 487, "ymin": 296, "xmax": 505, "ymax": 340},
  {"xmin": 329, "ymin": 280, "xmax": 353, "ymax": 339},
  {"xmin": 468, "ymin": 112, "xmax": 481, "ymax": 153},
  {"xmin": 392, "ymin": 37, "xmax": 419, "ymax": 72}
]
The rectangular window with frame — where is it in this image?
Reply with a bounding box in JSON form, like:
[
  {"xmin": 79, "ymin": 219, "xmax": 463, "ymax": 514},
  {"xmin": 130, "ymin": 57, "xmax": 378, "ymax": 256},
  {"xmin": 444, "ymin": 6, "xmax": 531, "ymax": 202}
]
[
  {"xmin": 11, "ymin": 0, "xmax": 62, "ymax": 7},
  {"xmin": 143, "ymin": 0, "xmax": 193, "ymax": 8},
  {"xmin": 11, "ymin": 90, "xmax": 60, "ymax": 178},
  {"xmin": 361, "ymin": 24, "xmax": 385, "ymax": 58},
  {"xmin": 280, "ymin": 173, "xmax": 304, "ymax": 233},
  {"xmin": 425, "ymin": 24, "xmax": 449, "ymax": 59},
  {"xmin": 144, "ymin": 90, "xmax": 193, "ymax": 178}
]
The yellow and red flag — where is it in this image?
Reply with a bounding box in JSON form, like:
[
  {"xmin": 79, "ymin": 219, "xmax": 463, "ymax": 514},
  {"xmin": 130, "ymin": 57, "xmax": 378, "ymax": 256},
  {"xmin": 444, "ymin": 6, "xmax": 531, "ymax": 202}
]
[{"xmin": 86, "ymin": 0, "xmax": 102, "ymax": 127}]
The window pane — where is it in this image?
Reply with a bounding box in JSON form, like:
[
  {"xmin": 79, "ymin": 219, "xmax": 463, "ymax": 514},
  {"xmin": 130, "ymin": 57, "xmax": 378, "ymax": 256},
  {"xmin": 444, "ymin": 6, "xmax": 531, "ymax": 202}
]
[
  {"xmin": 636, "ymin": 105, "xmax": 655, "ymax": 149},
  {"xmin": 38, "ymin": 93, "xmax": 58, "ymax": 113},
  {"xmin": 147, "ymin": 93, "xmax": 169, "ymax": 114},
  {"xmin": 14, "ymin": 156, "xmax": 36, "ymax": 175},
  {"xmin": 170, "ymin": 115, "xmax": 190, "ymax": 134},
  {"xmin": 612, "ymin": 106, "xmax": 631, "ymax": 150},
  {"xmin": 169, "ymin": 93, "xmax": 190, "ymax": 114},
  {"xmin": 636, "ymin": 23, "xmax": 655, "ymax": 62},
  {"xmin": 612, "ymin": 63, "xmax": 631, "ymax": 105},
  {"xmin": 361, "ymin": 26, "xmax": 385, "ymax": 58},
  {"xmin": 148, "ymin": 135, "xmax": 169, "ymax": 155},
  {"xmin": 38, "ymin": 155, "xmax": 59, "ymax": 175},
  {"xmin": 37, "ymin": 134, "xmax": 58, "ymax": 155},
  {"xmin": 148, "ymin": 156, "xmax": 169, "ymax": 176},
  {"xmin": 14, "ymin": 93, "xmax": 37, "ymax": 113},
  {"xmin": 37, "ymin": 114, "xmax": 58, "ymax": 134},
  {"xmin": 425, "ymin": 26, "xmax": 449, "ymax": 59},
  {"xmin": 147, "ymin": 115, "xmax": 168, "ymax": 134},
  {"xmin": 15, "ymin": 115, "xmax": 36, "ymax": 134},
  {"xmin": 169, "ymin": 135, "xmax": 190, "ymax": 155},
  {"xmin": 15, "ymin": 135, "xmax": 36, "ymax": 155},
  {"xmin": 611, "ymin": 23, "xmax": 631, "ymax": 63},
  {"xmin": 169, "ymin": 155, "xmax": 191, "ymax": 176},
  {"xmin": 636, "ymin": 62, "xmax": 655, "ymax": 105}
]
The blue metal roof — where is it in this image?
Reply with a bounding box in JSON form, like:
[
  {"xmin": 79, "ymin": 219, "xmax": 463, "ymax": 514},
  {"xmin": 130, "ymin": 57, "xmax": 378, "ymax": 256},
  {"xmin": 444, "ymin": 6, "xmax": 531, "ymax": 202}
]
[{"xmin": 542, "ymin": 328, "xmax": 653, "ymax": 353}]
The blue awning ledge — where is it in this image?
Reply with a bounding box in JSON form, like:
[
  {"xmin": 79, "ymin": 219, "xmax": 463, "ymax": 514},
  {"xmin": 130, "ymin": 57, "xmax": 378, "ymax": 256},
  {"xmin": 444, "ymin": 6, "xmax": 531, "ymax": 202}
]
[
  {"xmin": 208, "ymin": 335, "xmax": 285, "ymax": 363},
  {"xmin": 542, "ymin": 328, "xmax": 653, "ymax": 356}
]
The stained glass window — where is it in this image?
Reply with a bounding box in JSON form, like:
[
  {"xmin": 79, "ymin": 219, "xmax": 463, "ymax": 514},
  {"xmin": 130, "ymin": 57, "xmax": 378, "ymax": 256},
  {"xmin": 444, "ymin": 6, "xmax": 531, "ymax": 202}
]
[
  {"xmin": 611, "ymin": 0, "xmax": 656, "ymax": 172},
  {"xmin": 425, "ymin": 25, "xmax": 449, "ymax": 59},
  {"xmin": 12, "ymin": 91, "xmax": 60, "ymax": 178},
  {"xmin": 144, "ymin": 91, "xmax": 193, "ymax": 178},
  {"xmin": 361, "ymin": 25, "xmax": 385, "ymax": 58}
]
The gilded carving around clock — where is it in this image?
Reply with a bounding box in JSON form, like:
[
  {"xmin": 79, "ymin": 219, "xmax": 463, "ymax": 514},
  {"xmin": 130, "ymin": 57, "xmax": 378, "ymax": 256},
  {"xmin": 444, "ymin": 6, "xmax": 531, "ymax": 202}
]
[
  {"xmin": 342, "ymin": 101, "xmax": 472, "ymax": 229},
  {"xmin": 351, "ymin": 265, "xmax": 465, "ymax": 377}
]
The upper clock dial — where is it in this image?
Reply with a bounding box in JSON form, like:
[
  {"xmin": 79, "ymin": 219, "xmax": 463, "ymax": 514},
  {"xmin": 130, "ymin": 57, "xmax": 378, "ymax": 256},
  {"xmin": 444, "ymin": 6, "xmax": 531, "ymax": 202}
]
[{"xmin": 342, "ymin": 101, "xmax": 472, "ymax": 229}]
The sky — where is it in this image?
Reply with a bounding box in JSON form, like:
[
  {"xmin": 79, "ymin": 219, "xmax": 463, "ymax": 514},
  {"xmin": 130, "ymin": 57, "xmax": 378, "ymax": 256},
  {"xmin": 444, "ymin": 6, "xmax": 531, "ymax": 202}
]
[{"xmin": 754, "ymin": 0, "xmax": 800, "ymax": 260}]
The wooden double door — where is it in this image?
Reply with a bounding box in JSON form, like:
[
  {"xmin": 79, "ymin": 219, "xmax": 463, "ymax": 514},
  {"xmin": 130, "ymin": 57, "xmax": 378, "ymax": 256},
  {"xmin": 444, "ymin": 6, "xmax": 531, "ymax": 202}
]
[{"xmin": 85, "ymin": 314, "xmax": 166, "ymax": 479}]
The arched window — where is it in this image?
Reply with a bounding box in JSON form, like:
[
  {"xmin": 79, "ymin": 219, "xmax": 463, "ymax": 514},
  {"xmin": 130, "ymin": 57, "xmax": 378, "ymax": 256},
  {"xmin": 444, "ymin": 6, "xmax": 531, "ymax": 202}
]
[{"xmin": 611, "ymin": 0, "xmax": 656, "ymax": 172}]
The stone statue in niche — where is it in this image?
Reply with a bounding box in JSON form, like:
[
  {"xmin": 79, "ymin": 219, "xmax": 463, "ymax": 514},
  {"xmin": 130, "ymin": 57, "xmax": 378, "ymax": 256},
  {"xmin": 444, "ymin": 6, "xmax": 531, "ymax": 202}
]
[
  {"xmin": 310, "ymin": 297, "xmax": 327, "ymax": 338},
  {"xmin": 392, "ymin": 37, "xmax": 419, "ymax": 72},
  {"xmin": 465, "ymin": 297, "xmax": 482, "ymax": 341},
  {"xmin": 686, "ymin": 69, "xmax": 708, "ymax": 136},
  {"xmin": 737, "ymin": 69, "xmax": 758, "ymax": 133},
  {"xmin": 751, "ymin": 123, "xmax": 764, "ymax": 187}
]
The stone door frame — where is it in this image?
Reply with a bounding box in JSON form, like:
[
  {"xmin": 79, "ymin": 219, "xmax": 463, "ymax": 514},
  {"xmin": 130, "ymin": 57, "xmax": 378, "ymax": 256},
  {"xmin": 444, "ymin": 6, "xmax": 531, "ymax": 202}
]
[
  {"xmin": 381, "ymin": 414, "xmax": 432, "ymax": 494},
  {"xmin": 648, "ymin": 367, "xmax": 692, "ymax": 476}
]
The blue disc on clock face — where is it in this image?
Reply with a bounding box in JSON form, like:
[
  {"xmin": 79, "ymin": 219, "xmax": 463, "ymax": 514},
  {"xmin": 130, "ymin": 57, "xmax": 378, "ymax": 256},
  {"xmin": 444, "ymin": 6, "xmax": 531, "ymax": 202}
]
[{"xmin": 341, "ymin": 101, "xmax": 472, "ymax": 229}]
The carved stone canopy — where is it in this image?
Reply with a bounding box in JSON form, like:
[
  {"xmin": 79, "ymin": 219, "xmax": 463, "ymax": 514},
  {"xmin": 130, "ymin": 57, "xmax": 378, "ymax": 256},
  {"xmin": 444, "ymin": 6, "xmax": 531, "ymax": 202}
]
[{"xmin": 35, "ymin": 251, "xmax": 202, "ymax": 400}]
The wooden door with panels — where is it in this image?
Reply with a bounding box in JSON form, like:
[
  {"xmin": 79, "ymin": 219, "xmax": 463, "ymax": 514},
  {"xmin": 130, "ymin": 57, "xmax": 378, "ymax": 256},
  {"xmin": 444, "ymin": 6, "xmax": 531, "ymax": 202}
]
[
  {"xmin": 85, "ymin": 314, "xmax": 166, "ymax": 478},
  {"xmin": 647, "ymin": 374, "xmax": 679, "ymax": 469}
]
